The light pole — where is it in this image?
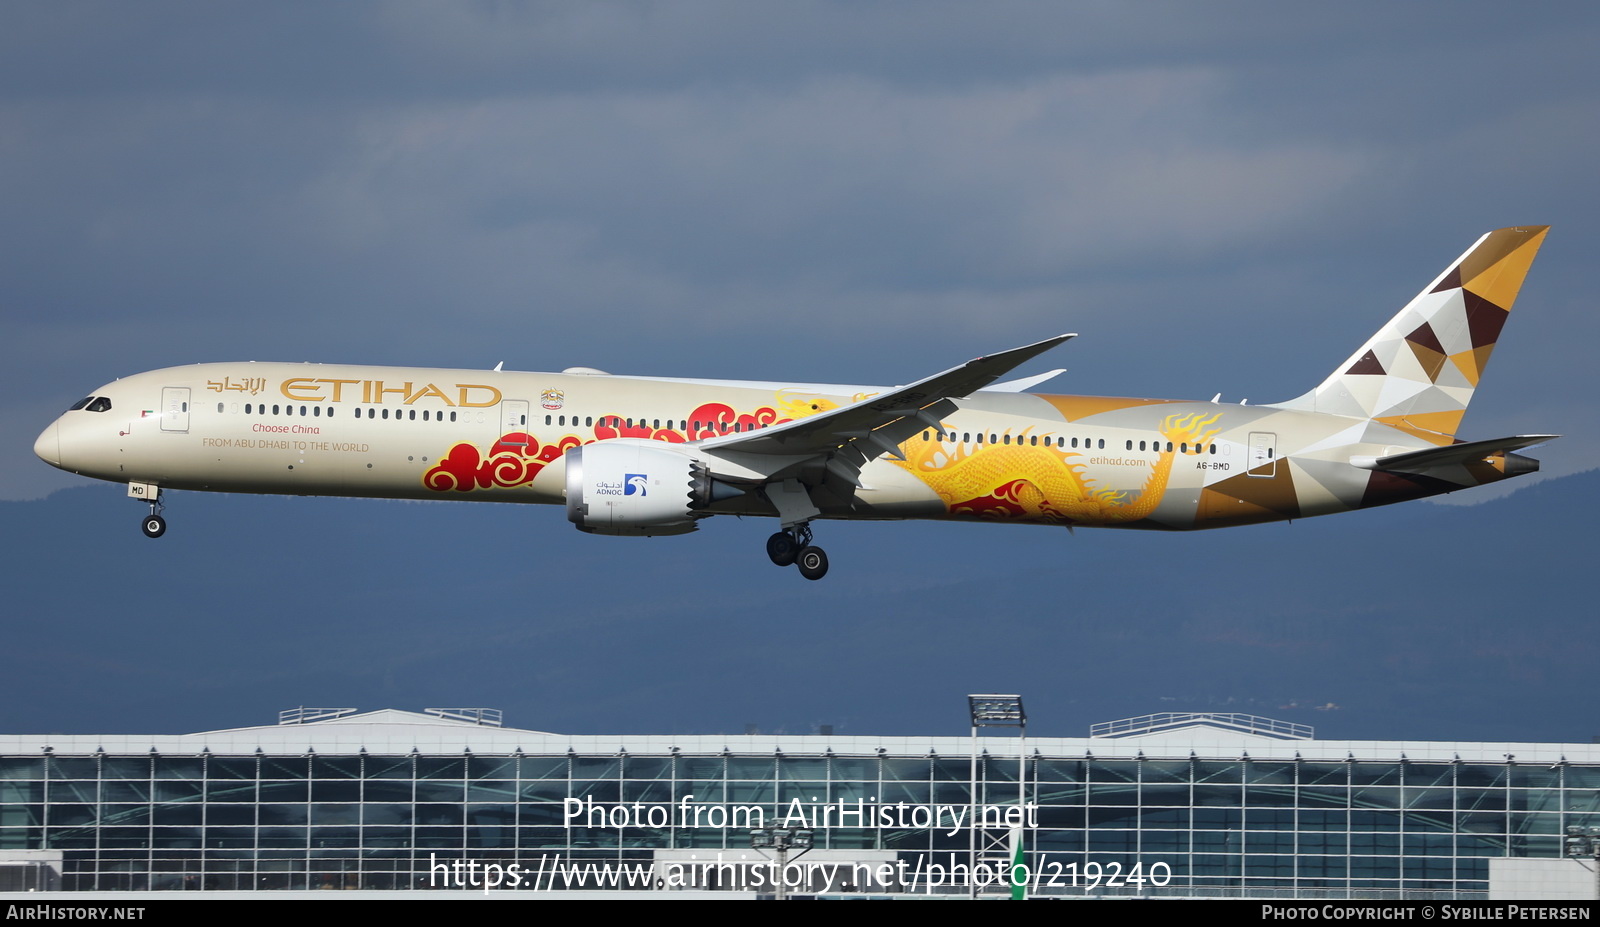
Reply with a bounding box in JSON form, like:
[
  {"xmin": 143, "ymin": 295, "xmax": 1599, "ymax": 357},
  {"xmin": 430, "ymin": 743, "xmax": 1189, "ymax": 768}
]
[
  {"xmin": 750, "ymin": 824, "xmax": 814, "ymax": 900},
  {"xmin": 969, "ymin": 694, "xmax": 1027, "ymax": 899}
]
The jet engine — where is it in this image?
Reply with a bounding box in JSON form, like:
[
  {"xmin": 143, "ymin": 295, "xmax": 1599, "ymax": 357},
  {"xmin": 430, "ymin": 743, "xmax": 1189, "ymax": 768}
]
[{"xmin": 564, "ymin": 440, "xmax": 741, "ymax": 536}]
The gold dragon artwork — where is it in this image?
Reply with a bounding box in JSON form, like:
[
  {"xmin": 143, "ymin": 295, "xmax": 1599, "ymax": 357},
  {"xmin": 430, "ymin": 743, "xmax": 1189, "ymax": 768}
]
[
  {"xmin": 889, "ymin": 411, "xmax": 1223, "ymax": 525},
  {"xmin": 775, "ymin": 389, "xmax": 1223, "ymax": 525}
]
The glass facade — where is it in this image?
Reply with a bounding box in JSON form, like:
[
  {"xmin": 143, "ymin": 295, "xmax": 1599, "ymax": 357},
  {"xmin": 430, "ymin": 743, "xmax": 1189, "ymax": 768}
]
[{"xmin": 1, "ymin": 711, "xmax": 1593, "ymax": 897}]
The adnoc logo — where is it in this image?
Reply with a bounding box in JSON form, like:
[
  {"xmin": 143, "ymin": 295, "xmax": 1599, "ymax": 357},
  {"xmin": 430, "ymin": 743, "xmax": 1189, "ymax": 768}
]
[{"xmin": 625, "ymin": 474, "xmax": 649, "ymax": 497}]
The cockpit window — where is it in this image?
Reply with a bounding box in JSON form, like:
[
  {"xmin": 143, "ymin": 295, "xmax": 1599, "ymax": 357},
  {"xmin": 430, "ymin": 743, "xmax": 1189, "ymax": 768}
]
[
  {"xmin": 69, "ymin": 397, "xmax": 93, "ymax": 411},
  {"xmin": 86, "ymin": 397, "xmax": 112, "ymax": 413}
]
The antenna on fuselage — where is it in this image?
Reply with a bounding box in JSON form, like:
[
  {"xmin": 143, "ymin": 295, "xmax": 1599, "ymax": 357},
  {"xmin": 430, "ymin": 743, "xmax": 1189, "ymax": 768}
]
[{"xmin": 492, "ymin": 362, "xmax": 504, "ymax": 372}]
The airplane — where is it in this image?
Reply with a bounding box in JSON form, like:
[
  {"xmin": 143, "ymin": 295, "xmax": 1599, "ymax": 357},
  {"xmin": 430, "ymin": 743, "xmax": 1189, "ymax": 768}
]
[{"xmin": 34, "ymin": 226, "xmax": 1554, "ymax": 581}]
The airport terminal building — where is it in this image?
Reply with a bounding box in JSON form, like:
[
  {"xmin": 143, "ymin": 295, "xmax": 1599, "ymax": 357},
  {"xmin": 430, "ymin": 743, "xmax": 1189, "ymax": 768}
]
[{"xmin": 2, "ymin": 707, "xmax": 1596, "ymax": 898}]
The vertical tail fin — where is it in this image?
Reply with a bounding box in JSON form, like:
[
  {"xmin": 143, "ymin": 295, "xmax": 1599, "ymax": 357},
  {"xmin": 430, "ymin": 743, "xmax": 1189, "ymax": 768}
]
[{"xmin": 1274, "ymin": 226, "xmax": 1548, "ymax": 444}]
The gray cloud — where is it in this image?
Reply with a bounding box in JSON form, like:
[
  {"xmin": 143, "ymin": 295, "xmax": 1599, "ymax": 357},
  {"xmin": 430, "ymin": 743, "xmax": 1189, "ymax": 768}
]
[{"xmin": 5, "ymin": 2, "xmax": 1597, "ymax": 493}]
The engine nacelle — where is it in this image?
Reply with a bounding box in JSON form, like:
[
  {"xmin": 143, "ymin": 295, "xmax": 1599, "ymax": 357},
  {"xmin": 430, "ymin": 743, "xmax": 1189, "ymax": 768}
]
[{"xmin": 564, "ymin": 441, "xmax": 724, "ymax": 536}]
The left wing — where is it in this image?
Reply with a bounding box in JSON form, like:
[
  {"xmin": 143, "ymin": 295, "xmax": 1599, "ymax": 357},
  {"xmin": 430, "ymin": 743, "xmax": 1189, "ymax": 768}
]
[{"xmin": 696, "ymin": 334, "xmax": 1074, "ymax": 471}]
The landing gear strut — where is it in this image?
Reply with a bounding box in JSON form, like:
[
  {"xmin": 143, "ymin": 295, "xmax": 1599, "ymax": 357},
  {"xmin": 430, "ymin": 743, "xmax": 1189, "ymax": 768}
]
[{"xmin": 766, "ymin": 524, "xmax": 828, "ymax": 581}]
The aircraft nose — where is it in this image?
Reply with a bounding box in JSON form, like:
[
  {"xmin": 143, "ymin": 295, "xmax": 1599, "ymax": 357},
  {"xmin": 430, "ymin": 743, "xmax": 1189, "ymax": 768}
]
[{"xmin": 34, "ymin": 419, "xmax": 61, "ymax": 468}]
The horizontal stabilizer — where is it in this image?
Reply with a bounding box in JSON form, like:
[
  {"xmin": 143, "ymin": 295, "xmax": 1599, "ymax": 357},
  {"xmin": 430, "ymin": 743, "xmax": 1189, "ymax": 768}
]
[{"xmin": 1351, "ymin": 434, "xmax": 1558, "ymax": 472}]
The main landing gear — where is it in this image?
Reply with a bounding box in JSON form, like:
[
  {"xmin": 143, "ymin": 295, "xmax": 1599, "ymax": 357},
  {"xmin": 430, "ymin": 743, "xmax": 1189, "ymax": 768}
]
[{"xmin": 766, "ymin": 524, "xmax": 829, "ymax": 581}]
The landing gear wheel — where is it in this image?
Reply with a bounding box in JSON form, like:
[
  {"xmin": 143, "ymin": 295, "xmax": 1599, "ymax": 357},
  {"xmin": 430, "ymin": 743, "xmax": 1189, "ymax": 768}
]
[
  {"xmin": 796, "ymin": 546, "xmax": 829, "ymax": 581},
  {"xmin": 766, "ymin": 532, "xmax": 799, "ymax": 567},
  {"xmin": 142, "ymin": 515, "xmax": 167, "ymax": 539}
]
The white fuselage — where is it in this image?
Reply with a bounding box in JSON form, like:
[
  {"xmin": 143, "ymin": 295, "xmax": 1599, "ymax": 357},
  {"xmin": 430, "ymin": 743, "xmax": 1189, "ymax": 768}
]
[{"xmin": 34, "ymin": 360, "xmax": 1478, "ymax": 532}]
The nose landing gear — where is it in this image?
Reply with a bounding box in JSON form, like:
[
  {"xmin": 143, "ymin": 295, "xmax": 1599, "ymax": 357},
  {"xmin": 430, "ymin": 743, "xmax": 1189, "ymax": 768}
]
[
  {"xmin": 766, "ymin": 523, "xmax": 828, "ymax": 581},
  {"xmin": 130, "ymin": 482, "xmax": 166, "ymax": 539}
]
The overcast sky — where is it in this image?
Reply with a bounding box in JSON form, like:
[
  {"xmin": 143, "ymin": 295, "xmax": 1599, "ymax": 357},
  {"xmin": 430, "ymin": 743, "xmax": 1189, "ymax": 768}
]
[
  {"xmin": 7, "ymin": 2, "xmax": 1597, "ymax": 496},
  {"xmin": 3, "ymin": 3, "xmax": 1598, "ymax": 738}
]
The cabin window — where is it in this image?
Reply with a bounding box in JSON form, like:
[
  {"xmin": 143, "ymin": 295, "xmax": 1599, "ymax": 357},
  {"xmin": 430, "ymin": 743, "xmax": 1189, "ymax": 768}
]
[
  {"xmin": 216, "ymin": 402, "xmax": 224, "ymax": 413},
  {"xmin": 653, "ymin": 419, "xmax": 660, "ymax": 429},
  {"xmin": 585, "ymin": 417, "xmax": 593, "ymax": 427},
  {"xmin": 382, "ymin": 408, "xmax": 389, "ymax": 420},
  {"xmin": 273, "ymin": 405, "xmax": 281, "ymax": 415},
  {"xmin": 1125, "ymin": 440, "xmax": 1132, "ymax": 451},
  {"xmin": 450, "ymin": 411, "xmax": 457, "ymax": 422},
  {"xmin": 559, "ymin": 415, "xmax": 566, "ymax": 426},
  {"xmin": 1209, "ymin": 443, "xmax": 1217, "ymax": 455}
]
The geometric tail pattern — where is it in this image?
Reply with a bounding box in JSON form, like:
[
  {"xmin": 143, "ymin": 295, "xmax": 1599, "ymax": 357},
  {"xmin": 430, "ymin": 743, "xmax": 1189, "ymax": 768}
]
[{"xmin": 1275, "ymin": 226, "xmax": 1548, "ymax": 446}]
